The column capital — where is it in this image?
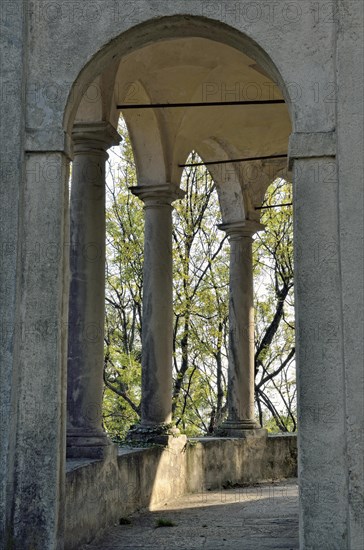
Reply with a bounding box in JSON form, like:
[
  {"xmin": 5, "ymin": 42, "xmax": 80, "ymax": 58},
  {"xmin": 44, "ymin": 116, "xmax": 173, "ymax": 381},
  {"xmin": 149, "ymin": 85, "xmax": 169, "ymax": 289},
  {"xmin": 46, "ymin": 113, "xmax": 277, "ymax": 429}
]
[
  {"xmin": 218, "ymin": 220, "xmax": 265, "ymax": 238},
  {"xmin": 72, "ymin": 121, "xmax": 121, "ymax": 156},
  {"xmin": 130, "ymin": 183, "xmax": 185, "ymax": 206}
]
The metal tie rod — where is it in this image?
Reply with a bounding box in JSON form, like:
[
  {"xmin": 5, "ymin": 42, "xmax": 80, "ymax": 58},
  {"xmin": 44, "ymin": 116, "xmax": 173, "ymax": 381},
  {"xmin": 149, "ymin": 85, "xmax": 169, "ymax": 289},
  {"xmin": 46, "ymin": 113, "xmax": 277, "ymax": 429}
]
[
  {"xmin": 255, "ymin": 203, "xmax": 293, "ymax": 210},
  {"xmin": 117, "ymin": 99, "xmax": 285, "ymax": 110},
  {"xmin": 179, "ymin": 154, "xmax": 287, "ymax": 168}
]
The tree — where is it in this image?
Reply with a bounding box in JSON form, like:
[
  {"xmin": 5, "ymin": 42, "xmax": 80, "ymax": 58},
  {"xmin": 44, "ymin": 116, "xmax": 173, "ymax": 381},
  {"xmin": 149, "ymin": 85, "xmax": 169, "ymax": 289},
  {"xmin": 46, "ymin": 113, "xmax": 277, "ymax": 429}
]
[
  {"xmin": 253, "ymin": 179, "xmax": 296, "ymax": 431},
  {"xmin": 171, "ymin": 152, "xmax": 229, "ymax": 435},
  {"xmin": 103, "ymin": 129, "xmax": 143, "ymax": 441}
]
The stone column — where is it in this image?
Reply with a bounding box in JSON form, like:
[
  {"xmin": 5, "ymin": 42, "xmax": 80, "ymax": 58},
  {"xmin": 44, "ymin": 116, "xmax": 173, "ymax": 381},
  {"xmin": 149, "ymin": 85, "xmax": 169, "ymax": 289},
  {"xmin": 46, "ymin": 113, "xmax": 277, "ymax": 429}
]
[
  {"xmin": 293, "ymin": 156, "xmax": 348, "ymax": 548},
  {"xmin": 8, "ymin": 152, "xmax": 70, "ymax": 549},
  {"xmin": 216, "ymin": 221, "xmax": 266, "ymax": 437},
  {"xmin": 67, "ymin": 122, "xmax": 121, "ymax": 458},
  {"xmin": 128, "ymin": 184, "xmax": 185, "ymax": 443}
]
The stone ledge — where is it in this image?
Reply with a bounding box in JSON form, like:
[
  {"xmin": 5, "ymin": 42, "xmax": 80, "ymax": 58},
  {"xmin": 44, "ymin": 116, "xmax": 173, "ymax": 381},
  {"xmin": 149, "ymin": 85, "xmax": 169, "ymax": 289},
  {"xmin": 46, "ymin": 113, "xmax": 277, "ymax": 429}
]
[
  {"xmin": 288, "ymin": 131, "xmax": 336, "ymax": 168},
  {"xmin": 25, "ymin": 127, "xmax": 73, "ymax": 158}
]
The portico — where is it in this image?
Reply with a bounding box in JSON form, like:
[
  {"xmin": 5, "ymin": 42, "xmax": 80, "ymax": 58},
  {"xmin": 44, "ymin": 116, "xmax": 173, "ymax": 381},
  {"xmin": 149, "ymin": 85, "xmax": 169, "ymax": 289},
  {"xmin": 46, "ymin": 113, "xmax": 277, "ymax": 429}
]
[{"xmin": 1, "ymin": 8, "xmax": 362, "ymax": 550}]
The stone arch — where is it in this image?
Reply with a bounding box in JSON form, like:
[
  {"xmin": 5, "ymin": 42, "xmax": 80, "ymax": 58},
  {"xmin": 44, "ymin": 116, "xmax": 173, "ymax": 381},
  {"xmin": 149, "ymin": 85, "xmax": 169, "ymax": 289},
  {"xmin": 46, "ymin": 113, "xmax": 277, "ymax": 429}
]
[
  {"xmin": 120, "ymin": 82, "xmax": 168, "ymax": 185},
  {"xmin": 65, "ymin": 17, "xmax": 294, "ymax": 198},
  {"xmin": 192, "ymin": 140, "xmax": 246, "ymax": 224},
  {"xmin": 63, "ymin": 15, "xmax": 295, "ymax": 138}
]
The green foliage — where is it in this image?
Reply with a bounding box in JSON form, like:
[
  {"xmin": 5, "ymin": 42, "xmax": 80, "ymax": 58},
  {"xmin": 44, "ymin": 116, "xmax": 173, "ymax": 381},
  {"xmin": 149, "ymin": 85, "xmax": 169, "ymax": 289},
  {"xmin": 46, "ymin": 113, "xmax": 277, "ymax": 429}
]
[
  {"xmin": 264, "ymin": 414, "xmax": 297, "ymax": 434},
  {"xmin": 103, "ymin": 121, "xmax": 144, "ymax": 440},
  {"xmin": 253, "ymin": 179, "xmax": 296, "ymax": 432},
  {"xmin": 171, "ymin": 153, "xmax": 229, "ymax": 434}
]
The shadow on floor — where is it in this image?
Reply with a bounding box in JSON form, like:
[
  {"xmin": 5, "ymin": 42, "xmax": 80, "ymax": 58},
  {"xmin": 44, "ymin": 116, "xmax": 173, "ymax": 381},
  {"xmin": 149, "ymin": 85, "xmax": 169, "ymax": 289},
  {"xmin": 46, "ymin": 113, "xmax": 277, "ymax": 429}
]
[{"xmin": 82, "ymin": 479, "xmax": 298, "ymax": 550}]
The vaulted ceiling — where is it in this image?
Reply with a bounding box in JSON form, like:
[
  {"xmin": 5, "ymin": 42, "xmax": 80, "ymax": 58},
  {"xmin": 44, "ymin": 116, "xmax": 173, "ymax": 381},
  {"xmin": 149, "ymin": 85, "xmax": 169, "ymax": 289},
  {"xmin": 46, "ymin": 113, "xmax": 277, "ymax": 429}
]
[{"xmin": 75, "ymin": 36, "xmax": 292, "ymax": 222}]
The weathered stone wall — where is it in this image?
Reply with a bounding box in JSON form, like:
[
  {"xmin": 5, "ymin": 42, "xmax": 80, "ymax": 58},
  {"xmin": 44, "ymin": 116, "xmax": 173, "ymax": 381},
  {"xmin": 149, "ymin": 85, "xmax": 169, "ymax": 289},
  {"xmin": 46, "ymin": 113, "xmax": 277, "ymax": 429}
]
[
  {"xmin": 0, "ymin": 1, "xmax": 27, "ymax": 544},
  {"xmin": 1, "ymin": 2, "xmax": 363, "ymax": 549},
  {"xmin": 65, "ymin": 435, "xmax": 297, "ymax": 550},
  {"xmin": 335, "ymin": 3, "xmax": 364, "ymax": 548}
]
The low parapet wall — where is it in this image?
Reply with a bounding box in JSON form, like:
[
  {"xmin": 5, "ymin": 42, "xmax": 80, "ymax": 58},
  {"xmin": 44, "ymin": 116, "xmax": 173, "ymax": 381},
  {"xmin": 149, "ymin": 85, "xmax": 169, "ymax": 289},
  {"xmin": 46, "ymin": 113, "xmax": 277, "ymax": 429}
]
[
  {"xmin": 65, "ymin": 434, "xmax": 297, "ymax": 549},
  {"xmin": 186, "ymin": 434, "xmax": 297, "ymax": 491}
]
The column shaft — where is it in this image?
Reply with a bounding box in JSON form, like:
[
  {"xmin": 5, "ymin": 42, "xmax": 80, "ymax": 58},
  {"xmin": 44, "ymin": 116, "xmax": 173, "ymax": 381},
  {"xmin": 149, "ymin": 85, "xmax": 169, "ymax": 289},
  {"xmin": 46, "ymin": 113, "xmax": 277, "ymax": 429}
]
[
  {"xmin": 67, "ymin": 123, "xmax": 120, "ymax": 458},
  {"xmin": 142, "ymin": 200, "xmax": 173, "ymax": 425},
  {"xmin": 216, "ymin": 221, "xmax": 265, "ymax": 437},
  {"xmin": 128, "ymin": 185, "xmax": 184, "ymax": 442},
  {"xmin": 228, "ymin": 234, "xmax": 256, "ymax": 425}
]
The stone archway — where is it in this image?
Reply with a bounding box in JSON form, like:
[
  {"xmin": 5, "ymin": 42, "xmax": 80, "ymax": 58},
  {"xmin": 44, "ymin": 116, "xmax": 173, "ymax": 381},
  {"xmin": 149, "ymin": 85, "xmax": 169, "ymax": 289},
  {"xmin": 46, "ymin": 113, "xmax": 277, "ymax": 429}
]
[
  {"xmin": 2, "ymin": 9, "xmax": 361, "ymax": 550},
  {"xmin": 62, "ymin": 20, "xmax": 348, "ymax": 549}
]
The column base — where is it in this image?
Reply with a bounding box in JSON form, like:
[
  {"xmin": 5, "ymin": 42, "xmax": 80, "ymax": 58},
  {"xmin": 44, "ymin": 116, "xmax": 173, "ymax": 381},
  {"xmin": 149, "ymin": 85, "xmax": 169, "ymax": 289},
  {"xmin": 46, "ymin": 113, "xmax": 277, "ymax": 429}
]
[
  {"xmin": 66, "ymin": 431, "xmax": 112, "ymax": 459},
  {"xmin": 214, "ymin": 419, "xmax": 267, "ymax": 439},
  {"xmin": 126, "ymin": 423, "xmax": 181, "ymax": 446}
]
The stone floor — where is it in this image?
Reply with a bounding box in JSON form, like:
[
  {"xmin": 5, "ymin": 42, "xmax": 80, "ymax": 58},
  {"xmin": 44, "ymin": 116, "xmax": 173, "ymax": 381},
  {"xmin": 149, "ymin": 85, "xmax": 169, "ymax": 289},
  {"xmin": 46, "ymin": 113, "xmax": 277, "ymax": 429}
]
[{"xmin": 83, "ymin": 479, "xmax": 299, "ymax": 549}]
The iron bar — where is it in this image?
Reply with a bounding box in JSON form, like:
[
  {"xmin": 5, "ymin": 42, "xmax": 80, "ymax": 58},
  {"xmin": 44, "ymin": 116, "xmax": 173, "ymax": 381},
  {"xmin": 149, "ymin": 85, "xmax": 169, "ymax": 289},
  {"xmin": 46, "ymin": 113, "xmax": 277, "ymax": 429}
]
[
  {"xmin": 179, "ymin": 154, "xmax": 287, "ymax": 168},
  {"xmin": 255, "ymin": 203, "xmax": 293, "ymax": 210},
  {"xmin": 117, "ymin": 99, "xmax": 285, "ymax": 110}
]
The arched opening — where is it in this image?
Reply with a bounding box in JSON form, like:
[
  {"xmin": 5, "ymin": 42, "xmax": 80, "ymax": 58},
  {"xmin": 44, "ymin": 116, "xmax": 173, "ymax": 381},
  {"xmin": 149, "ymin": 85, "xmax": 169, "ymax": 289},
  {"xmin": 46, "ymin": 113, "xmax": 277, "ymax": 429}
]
[
  {"xmin": 66, "ymin": 19, "xmax": 292, "ymax": 446},
  {"xmin": 64, "ymin": 16, "xmax": 299, "ymax": 547}
]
